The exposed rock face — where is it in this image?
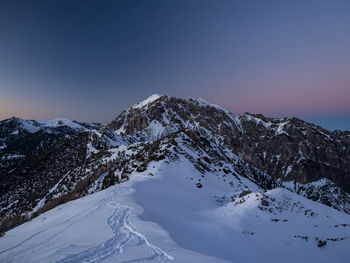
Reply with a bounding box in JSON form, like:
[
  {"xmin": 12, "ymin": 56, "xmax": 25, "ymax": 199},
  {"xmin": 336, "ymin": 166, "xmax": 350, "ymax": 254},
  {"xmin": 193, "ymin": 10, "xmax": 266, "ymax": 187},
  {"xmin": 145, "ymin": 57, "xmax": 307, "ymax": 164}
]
[
  {"xmin": 237, "ymin": 116, "xmax": 350, "ymax": 191},
  {"xmin": 283, "ymin": 178, "xmax": 350, "ymax": 214},
  {"xmin": 107, "ymin": 95, "xmax": 350, "ymax": 193}
]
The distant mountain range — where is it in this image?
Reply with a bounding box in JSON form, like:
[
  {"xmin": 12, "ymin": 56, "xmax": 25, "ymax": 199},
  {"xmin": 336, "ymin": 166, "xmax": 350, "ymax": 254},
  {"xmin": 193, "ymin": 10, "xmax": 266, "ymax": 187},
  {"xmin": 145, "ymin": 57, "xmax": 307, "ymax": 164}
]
[
  {"xmin": 0, "ymin": 117, "xmax": 99, "ymax": 174},
  {"xmin": 0, "ymin": 95, "xmax": 349, "ymax": 262}
]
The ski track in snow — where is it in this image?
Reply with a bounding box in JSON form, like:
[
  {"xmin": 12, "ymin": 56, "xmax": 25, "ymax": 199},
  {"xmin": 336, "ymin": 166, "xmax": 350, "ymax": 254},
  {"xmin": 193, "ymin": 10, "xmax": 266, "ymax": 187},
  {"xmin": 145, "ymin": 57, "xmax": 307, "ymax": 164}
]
[
  {"xmin": 56, "ymin": 188, "xmax": 173, "ymax": 263},
  {"xmin": 0, "ymin": 186, "xmax": 173, "ymax": 263}
]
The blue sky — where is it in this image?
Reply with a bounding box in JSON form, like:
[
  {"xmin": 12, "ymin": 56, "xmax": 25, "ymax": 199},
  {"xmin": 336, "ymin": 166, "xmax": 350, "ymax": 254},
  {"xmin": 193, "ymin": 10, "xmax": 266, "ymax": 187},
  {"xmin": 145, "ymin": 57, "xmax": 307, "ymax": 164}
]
[{"xmin": 0, "ymin": 0, "xmax": 349, "ymax": 130}]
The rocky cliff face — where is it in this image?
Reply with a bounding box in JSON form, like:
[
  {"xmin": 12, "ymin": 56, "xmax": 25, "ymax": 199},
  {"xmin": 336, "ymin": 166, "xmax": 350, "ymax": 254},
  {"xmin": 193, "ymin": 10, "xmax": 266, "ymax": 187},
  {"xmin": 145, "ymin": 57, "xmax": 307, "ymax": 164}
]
[{"xmin": 107, "ymin": 95, "xmax": 350, "ymax": 192}]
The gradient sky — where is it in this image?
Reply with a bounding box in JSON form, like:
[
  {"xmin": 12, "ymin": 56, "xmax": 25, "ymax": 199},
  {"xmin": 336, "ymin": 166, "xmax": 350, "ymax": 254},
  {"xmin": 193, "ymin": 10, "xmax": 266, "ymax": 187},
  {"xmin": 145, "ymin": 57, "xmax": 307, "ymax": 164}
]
[{"xmin": 0, "ymin": 0, "xmax": 349, "ymax": 130}]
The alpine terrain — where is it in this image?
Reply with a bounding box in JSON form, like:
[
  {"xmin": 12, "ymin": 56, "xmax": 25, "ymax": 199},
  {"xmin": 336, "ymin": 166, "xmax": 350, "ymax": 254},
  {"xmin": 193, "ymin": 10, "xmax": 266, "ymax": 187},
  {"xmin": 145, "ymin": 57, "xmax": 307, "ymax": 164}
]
[{"xmin": 0, "ymin": 94, "xmax": 349, "ymax": 263}]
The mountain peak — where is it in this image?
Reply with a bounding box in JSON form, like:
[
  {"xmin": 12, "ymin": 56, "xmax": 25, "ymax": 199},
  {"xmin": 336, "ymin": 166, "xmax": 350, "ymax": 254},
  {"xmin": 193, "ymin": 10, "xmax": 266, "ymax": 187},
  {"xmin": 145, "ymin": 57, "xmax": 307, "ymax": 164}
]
[{"xmin": 132, "ymin": 94, "xmax": 163, "ymax": 109}]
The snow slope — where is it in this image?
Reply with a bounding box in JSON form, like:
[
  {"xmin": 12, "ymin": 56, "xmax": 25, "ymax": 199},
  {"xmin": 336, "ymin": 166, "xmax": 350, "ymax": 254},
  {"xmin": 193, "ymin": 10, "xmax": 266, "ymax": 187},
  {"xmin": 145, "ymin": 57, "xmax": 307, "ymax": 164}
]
[
  {"xmin": 0, "ymin": 162, "xmax": 229, "ymax": 263},
  {"xmin": 1, "ymin": 157, "xmax": 350, "ymax": 263},
  {"xmin": 133, "ymin": 158, "xmax": 350, "ymax": 263}
]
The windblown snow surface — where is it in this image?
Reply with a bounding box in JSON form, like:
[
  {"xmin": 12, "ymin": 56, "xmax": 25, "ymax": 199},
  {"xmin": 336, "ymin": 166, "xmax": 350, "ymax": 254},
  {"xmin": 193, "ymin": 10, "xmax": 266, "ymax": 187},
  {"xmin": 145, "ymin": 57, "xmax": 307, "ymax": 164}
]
[{"xmin": 1, "ymin": 158, "xmax": 350, "ymax": 263}]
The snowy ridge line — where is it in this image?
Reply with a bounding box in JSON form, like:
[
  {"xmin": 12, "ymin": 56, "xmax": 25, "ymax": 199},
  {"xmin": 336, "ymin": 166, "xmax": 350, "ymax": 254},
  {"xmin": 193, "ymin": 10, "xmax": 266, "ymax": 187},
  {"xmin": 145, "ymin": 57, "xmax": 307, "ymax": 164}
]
[
  {"xmin": 1, "ymin": 147, "xmax": 350, "ymax": 262},
  {"xmin": 132, "ymin": 94, "xmax": 163, "ymax": 109},
  {"xmin": 0, "ymin": 117, "xmax": 99, "ymax": 134}
]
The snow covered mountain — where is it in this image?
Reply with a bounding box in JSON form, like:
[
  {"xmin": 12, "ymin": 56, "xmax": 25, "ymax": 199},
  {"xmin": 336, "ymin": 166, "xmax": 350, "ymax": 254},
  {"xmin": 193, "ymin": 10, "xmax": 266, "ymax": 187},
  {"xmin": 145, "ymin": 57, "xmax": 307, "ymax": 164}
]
[
  {"xmin": 0, "ymin": 117, "xmax": 99, "ymax": 174},
  {"xmin": 107, "ymin": 95, "xmax": 350, "ymax": 212},
  {"xmin": 1, "ymin": 95, "xmax": 350, "ymax": 262}
]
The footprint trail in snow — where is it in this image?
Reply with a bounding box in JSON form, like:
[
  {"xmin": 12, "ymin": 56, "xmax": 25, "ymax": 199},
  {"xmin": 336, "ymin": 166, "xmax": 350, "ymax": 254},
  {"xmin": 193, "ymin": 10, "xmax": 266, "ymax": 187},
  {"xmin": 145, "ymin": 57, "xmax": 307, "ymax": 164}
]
[{"xmin": 56, "ymin": 188, "xmax": 174, "ymax": 263}]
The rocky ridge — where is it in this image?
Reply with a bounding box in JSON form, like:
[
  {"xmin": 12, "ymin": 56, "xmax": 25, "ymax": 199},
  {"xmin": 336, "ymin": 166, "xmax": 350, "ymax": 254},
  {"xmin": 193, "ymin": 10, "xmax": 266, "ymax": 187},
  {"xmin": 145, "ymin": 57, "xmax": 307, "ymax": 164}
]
[{"xmin": 109, "ymin": 95, "xmax": 350, "ymax": 192}]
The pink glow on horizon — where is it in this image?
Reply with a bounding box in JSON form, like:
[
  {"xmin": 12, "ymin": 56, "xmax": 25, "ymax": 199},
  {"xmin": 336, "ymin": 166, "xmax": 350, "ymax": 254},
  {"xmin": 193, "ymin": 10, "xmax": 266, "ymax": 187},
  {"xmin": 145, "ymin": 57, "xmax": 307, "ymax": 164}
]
[{"xmin": 206, "ymin": 68, "xmax": 350, "ymax": 116}]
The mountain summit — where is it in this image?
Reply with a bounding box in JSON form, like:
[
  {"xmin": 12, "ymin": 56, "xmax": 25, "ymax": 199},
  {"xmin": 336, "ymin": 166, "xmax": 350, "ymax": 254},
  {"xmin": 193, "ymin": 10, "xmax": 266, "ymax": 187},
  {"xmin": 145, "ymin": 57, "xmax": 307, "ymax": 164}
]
[
  {"xmin": 1, "ymin": 95, "xmax": 350, "ymax": 262},
  {"xmin": 108, "ymin": 95, "xmax": 350, "ymax": 193}
]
